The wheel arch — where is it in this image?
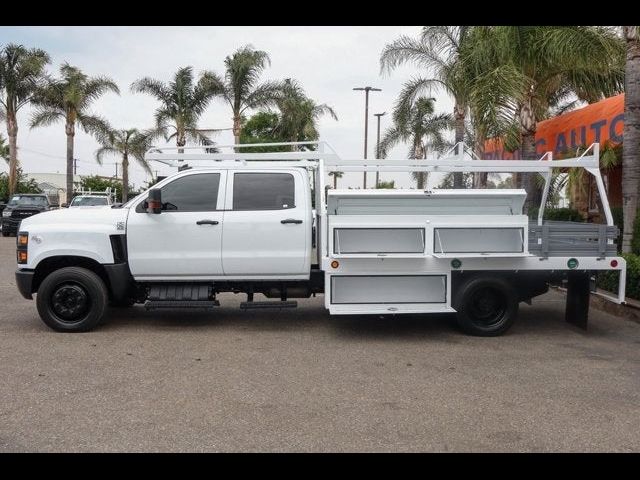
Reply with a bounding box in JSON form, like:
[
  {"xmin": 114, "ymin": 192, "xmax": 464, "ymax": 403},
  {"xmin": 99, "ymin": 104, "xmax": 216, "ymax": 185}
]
[
  {"xmin": 33, "ymin": 256, "xmax": 111, "ymax": 297},
  {"xmin": 452, "ymin": 270, "xmax": 550, "ymax": 304}
]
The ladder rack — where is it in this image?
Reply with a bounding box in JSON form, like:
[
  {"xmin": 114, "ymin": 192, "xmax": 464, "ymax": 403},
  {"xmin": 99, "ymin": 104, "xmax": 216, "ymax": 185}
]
[{"xmin": 144, "ymin": 141, "xmax": 611, "ymax": 226}]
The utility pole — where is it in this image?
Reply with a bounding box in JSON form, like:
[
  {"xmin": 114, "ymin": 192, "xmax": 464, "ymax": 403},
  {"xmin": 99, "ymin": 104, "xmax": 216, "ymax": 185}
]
[
  {"xmin": 353, "ymin": 86, "xmax": 381, "ymax": 189},
  {"xmin": 374, "ymin": 112, "xmax": 386, "ymax": 188}
]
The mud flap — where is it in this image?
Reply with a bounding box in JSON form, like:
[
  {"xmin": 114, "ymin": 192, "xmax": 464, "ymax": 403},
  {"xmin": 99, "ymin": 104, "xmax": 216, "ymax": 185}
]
[{"xmin": 565, "ymin": 271, "xmax": 590, "ymax": 330}]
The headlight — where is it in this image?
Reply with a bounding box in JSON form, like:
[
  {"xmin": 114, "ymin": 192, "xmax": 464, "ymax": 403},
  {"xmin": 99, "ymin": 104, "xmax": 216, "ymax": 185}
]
[{"xmin": 2, "ymin": 211, "xmax": 11, "ymax": 217}]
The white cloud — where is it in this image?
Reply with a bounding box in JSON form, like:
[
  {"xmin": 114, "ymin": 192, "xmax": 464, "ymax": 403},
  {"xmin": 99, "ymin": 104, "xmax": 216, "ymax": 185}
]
[{"xmin": 1, "ymin": 26, "xmax": 455, "ymax": 190}]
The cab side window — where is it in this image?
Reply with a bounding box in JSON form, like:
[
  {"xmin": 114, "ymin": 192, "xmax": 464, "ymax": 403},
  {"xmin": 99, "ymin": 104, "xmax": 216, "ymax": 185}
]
[
  {"xmin": 136, "ymin": 173, "xmax": 220, "ymax": 212},
  {"xmin": 232, "ymin": 173, "xmax": 295, "ymax": 211}
]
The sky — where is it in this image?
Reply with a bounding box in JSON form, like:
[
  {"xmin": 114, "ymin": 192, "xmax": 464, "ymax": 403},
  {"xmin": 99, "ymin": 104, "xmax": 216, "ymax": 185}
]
[{"xmin": 0, "ymin": 26, "xmax": 455, "ymax": 190}]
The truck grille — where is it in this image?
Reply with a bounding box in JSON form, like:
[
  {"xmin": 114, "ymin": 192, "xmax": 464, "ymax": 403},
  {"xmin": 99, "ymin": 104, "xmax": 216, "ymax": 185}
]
[{"xmin": 12, "ymin": 210, "xmax": 40, "ymax": 219}]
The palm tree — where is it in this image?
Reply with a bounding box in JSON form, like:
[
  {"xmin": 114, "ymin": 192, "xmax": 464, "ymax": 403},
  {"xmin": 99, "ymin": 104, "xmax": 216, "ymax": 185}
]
[
  {"xmin": 95, "ymin": 128, "xmax": 162, "ymax": 202},
  {"xmin": 463, "ymin": 26, "xmax": 624, "ymax": 212},
  {"xmin": 131, "ymin": 66, "xmax": 222, "ymax": 151},
  {"xmin": 0, "ymin": 44, "xmax": 49, "ymax": 196},
  {"xmin": 381, "ymin": 26, "xmax": 474, "ymax": 188},
  {"xmin": 30, "ymin": 63, "xmax": 119, "ymax": 198},
  {"xmin": 202, "ymin": 45, "xmax": 282, "ymax": 145},
  {"xmin": 379, "ymin": 94, "xmax": 452, "ymax": 189},
  {"xmin": 274, "ymin": 79, "xmax": 338, "ymax": 151},
  {"xmin": 622, "ymin": 26, "xmax": 640, "ymax": 253}
]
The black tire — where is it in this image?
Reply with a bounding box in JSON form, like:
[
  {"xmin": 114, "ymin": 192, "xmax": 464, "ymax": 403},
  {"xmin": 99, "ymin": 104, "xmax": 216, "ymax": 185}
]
[
  {"xmin": 453, "ymin": 276, "xmax": 519, "ymax": 336},
  {"xmin": 36, "ymin": 267, "xmax": 108, "ymax": 332},
  {"xmin": 2, "ymin": 230, "xmax": 10, "ymax": 237}
]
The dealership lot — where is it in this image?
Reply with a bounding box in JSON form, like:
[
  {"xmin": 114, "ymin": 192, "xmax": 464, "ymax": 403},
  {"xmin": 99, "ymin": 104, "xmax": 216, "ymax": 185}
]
[{"xmin": 0, "ymin": 236, "xmax": 639, "ymax": 452}]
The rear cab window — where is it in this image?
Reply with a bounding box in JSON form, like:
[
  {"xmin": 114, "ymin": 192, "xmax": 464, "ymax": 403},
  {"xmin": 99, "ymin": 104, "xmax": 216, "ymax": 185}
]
[{"xmin": 232, "ymin": 173, "xmax": 295, "ymax": 211}]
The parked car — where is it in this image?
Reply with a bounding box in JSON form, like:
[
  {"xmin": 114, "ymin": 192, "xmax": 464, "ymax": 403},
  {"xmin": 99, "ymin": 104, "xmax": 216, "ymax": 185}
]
[
  {"xmin": 67, "ymin": 195, "xmax": 112, "ymax": 208},
  {"xmin": 2, "ymin": 194, "xmax": 53, "ymax": 237}
]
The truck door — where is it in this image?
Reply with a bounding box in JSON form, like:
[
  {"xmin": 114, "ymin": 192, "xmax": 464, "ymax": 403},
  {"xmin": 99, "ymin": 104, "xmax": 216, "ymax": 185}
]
[
  {"xmin": 127, "ymin": 171, "xmax": 226, "ymax": 279},
  {"xmin": 222, "ymin": 170, "xmax": 310, "ymax": 277}
]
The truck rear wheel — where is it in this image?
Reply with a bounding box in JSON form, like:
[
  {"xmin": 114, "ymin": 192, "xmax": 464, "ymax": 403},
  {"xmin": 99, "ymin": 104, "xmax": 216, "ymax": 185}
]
[
  {"xmin": 453, "ymin": 276, "xmax": 518, "ymax": 336},
  {"xmin": 36, "ymin": 267, "xmax": 108, "ymax": 332}
]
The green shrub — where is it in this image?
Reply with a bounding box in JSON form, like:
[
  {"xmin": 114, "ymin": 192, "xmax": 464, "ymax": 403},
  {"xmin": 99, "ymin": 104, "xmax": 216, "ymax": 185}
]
[
  {"xmin": 0, "ymin": 169, "xmax": 42, "ymax": 202},
  {"xmin": 377, "ymin": 180, "xmax": 395, "ymax": 189},
  {"xmin": 596, "ymin": 253, "xmax": 640, "ymax": 300},
  {"xmin": 528, "ymin": 207, "xmax": 584, "ymax": 222},
  {"xmin": 632, "ymin": 209, "xmax": 640, "ymax": 256},
  {"xmin": 611, "ymin": 206, "xmax": 623, "ymax": 252}
]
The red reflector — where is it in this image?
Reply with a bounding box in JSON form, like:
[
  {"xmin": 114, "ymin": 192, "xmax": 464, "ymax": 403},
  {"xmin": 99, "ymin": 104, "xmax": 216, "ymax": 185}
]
[{"xmin": 610, "ymin": 259, "xmax": 618, "ymax": 268}]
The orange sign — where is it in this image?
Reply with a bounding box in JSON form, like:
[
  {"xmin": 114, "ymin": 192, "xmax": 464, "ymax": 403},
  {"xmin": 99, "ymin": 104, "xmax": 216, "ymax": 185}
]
[{"xmin": 484, "ymin": 94, "xmax": 624, "ymax": 159}]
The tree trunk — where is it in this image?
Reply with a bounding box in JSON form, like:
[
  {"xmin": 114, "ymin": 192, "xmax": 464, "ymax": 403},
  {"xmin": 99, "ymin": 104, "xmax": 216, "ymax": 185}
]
[
  {"xmin": 622, "ymin": 26, "xmax": 640, "ymax": 253},
  {"xmin": 233, "ymin": 114, "xmax": 242, "ymax": 145},
  {"xmin": 473, "ymin": 132, "xmax": 487, "ymax": 188},
  {"xmin": 453, "ymin": 101, "xmax": 465, "ymax": 188},
  {"xmin": 333, "ymin": 174, "xmax": 337, "ymax": 189},
  {"xmin": 65, "ymin": 121, "xmax": 75, "ymax": 202},
  {"xmin": 521, "ymin": 130, "xmax": 540, "ymax": 212},
  {"xmin": 176, "ymin": 127, "xmax": 186, "ymax": 155},
  {"xmin": 414, "ymin": 141, "xmax": 426, "ymax": 189},
  {"xmin": 7, "ymin": 114, "xmax": 18, "ymax": 197},
  {"xmin": 519, "ymin": 97, "xmax": 541, "ymax": 214},
  {"xmin": 122, "ymin": 152, "xmax": 129, "ymax": 202}
]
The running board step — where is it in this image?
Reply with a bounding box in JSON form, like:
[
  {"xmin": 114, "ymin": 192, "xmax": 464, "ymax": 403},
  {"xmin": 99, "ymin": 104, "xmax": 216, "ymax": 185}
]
[
  {"xmin": 144, "ymin": 300, "xmax": 220, "ymax": 310},
  {"xmin": 240, "ymin": 301, "xmax": 298, "ymax": 310}
]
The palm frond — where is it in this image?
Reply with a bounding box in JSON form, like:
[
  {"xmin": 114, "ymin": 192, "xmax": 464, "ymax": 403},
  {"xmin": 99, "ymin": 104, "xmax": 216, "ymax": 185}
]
[
  {"xmin": 380, "ymin": 35, "xmax": 447, "ymax": 75},
  {"xmin": 242, "ymin": 80, "xmax": 283, "ymax": 112},
  {"xmin": 76, "ymin": 113, "xmax": 112, "ymax": 143},
  {"xmin": 29, "ymin": 108, "xmax": 64, "ymax": 129},
  {"xmin": 130, "ymin": 76, "xmax": 171, "ymax": 102},
  {"xmin": 95, "ymin": 145, "xmax": 119, "ymax": 165}
]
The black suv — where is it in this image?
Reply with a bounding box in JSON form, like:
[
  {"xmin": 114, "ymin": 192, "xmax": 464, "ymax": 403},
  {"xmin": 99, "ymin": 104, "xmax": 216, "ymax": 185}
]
[{"xmin": 1, "ymin": 194, "xmax": 52, "ymax": 237}]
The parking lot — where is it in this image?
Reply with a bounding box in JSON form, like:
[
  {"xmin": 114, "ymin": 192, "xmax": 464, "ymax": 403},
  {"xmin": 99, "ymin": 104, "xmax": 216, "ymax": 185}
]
[{"xmin": 0, "ymin": 236, "xmax": 639, "ymax": 452}]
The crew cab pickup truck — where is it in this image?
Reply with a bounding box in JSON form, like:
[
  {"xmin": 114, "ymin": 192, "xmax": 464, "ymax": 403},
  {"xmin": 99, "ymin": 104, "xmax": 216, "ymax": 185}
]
[
  {"xmin": 2, "ymin": 194, "xmax": 53, "ymax": 237},
  {"xmin": 14, "ymin": 142, "xmax": 627, "ymax": 336}
]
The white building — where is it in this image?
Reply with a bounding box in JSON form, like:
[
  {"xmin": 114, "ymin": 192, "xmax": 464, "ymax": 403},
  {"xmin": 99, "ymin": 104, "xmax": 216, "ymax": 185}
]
[{"xmin": 27, "ymin": 173, "xmax": 81, "ymax": 205}]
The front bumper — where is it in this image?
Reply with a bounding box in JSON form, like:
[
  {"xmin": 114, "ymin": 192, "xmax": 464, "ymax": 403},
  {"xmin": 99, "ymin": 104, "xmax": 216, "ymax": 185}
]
[
  {"xmin": 15, "ymin": 269, "xmax": 34, "ymax": 300},
  {"xmin": 2, "ymin": 217, "xmax": 21, "ymax": 234}
]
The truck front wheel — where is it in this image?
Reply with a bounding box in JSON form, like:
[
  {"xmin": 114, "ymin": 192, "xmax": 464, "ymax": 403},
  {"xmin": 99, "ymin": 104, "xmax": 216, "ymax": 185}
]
[
  {"xmin": 453, "ymin": 276, "xmax": 518, "ymax": 336},
  {"xmin": 36, "ymin": 267, "xmax": 108, "ymax": 332}
]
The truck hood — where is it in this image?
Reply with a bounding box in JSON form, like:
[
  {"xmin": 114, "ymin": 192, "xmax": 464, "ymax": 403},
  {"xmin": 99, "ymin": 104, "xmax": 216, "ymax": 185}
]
[{"xmin": 19, "ymin": 206, "xmax": 129, "ymax": 233}]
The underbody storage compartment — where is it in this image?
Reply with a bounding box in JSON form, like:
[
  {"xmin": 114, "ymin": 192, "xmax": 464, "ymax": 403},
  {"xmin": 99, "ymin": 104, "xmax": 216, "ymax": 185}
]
[{"xmin": 327, "ymin": 272, "xmax": 453, "ymax": 314}]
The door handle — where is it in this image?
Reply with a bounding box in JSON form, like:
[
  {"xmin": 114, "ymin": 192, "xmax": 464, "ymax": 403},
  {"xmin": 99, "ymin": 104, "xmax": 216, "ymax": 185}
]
[
  {"xmin": 196, "ymin": 220, "xmax": 219, "ymax": 225},
  {"xmin": 281, "ymin": 219, "xmax": 303, "ymax": 224}
]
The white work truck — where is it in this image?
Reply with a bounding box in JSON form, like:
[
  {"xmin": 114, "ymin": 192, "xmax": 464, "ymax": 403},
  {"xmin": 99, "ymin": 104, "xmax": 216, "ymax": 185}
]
[{"xmin": 14, "ymin": 142, "xmax": 626, "ymax": 336}]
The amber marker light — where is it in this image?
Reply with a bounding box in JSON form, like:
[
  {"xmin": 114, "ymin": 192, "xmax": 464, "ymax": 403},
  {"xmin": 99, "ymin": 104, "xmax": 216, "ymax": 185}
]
[
  {"xmin": 17, "ymin": 251, "xmax": 28, "ymax": 264},
  {"xmin": 331, "ymin": 260, "xmax": 339, "ymax": 269},
  {"xmin": 17, "ymin": 233, "xmax": 28, "ymax": 246}
]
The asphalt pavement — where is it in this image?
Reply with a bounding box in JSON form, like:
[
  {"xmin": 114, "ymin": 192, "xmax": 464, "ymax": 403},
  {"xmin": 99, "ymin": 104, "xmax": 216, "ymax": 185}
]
[{"xmin": 0, "ymin": 236, "xmax": 639, "ymax": 452}]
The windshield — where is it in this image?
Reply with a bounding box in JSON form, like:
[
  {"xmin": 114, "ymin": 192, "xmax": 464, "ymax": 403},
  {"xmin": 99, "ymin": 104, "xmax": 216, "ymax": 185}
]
[
  {"xmin": 70, "ymin": 196, "xmax": 109, "ymax": 207},
  {"xmin": 8, "ymin": 195, "xmax": 48, "ymax": 207}
]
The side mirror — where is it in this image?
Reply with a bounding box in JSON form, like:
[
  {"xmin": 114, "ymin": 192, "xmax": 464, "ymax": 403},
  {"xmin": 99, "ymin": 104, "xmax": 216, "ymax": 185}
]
[{"xmin": 147, "ymin": 188, "xmax": 162, "ymax": 214}]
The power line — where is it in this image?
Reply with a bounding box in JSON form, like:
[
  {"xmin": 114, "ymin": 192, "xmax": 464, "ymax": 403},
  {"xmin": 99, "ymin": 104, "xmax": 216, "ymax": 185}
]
[
  {"xmin": 19, "ymin": 147, "xmax": 66, "ymax": 160},
  {"xmin": 19, "ymin": 147, "xmax": 98, "ymax": 164}
]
